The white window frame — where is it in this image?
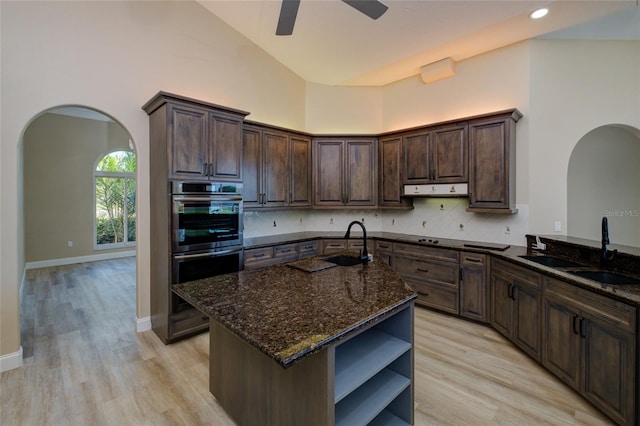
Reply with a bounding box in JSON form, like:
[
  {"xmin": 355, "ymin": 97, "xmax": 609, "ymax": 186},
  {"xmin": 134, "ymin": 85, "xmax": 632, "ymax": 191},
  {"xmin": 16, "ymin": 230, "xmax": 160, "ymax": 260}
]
[{"xmin": 93, "ymin": 151, "xmax": 137, "ymax": 250}]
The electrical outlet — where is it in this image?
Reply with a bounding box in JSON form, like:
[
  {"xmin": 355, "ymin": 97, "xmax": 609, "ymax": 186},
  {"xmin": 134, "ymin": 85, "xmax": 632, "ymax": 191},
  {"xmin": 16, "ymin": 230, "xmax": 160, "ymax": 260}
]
[
  {"xmin": 273, "ymin": 221, "xmax": 277, "ymax": 227},
  {"xmin": 422, "ymin": 221, "xmax": 427, "ymax": 228},
  {"xmin": 361, "ymin": 217, "xmax": 365, "ymax": 224},
  {"xmin": 330, "ymin": 218, "xmax": 334, "ymax": 225},
  {"xmin": 459, "ymin": 224, "xmax": 464, "ymax": 231},
  {"xmin": 67, "ymin": 240, "xmax": 73, "ymax": 248},
  {"xmin": 505, "ymin": 225, "xmax": 511, "ymax": 234},
  {"xmin": 554, "ymin": 221, "xmax": 562, "ymax": 232}
]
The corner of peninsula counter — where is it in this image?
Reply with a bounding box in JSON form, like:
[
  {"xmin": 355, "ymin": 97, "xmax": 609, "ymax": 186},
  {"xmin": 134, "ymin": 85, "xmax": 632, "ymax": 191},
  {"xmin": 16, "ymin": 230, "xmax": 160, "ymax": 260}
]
[{"xmin": 173, "ymin": 252, "xmax": 417, "ymax": 426}]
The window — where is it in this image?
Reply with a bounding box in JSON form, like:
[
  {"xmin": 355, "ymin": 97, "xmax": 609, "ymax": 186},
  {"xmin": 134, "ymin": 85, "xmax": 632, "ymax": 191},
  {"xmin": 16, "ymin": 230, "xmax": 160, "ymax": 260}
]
[{"xmin": 94, "ymin": 150, "xmax": 136, "ymax": 249}]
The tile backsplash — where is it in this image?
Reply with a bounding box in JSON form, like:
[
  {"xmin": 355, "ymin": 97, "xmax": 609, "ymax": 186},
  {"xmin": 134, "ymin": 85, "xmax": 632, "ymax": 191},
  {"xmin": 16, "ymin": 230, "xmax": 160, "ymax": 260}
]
[{"xmin": 243, "ymin": 198, "xmax": 529, "ymax": 246}]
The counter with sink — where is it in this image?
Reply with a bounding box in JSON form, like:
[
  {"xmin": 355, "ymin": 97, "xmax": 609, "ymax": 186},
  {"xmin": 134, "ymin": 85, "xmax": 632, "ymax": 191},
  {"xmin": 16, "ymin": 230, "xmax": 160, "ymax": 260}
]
[{"xmin": 173, "ymin": 252, "xmax": 416, "ymax": 426}]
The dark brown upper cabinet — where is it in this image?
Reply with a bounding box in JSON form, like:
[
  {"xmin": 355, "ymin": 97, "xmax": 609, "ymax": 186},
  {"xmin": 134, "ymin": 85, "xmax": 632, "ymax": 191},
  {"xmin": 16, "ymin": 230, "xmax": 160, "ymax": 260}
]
[
  {"xmin": 290, "ymin": 134, "xmax": 313, "ymax": 207},
  {"xmin": 402, "ymin": 122, "xmax": 468, "ymax": 184},
  {"xmin": 142, "ymin": 92, "xmax": 248, "ymax": 182},
  {"xmin": 378, "ymin": 135, "xmax": 413, "ymax": 209},
  {"xmin": 313, "ymin": 138, "xmax": 377, "ymax": 207},
  {"xmin": 242, "ymin": 123, "xmax": 312, "ymax": 209},
  {"xmin": 468, "ymin": 109, "xmax": 522, "ymax": 213}
]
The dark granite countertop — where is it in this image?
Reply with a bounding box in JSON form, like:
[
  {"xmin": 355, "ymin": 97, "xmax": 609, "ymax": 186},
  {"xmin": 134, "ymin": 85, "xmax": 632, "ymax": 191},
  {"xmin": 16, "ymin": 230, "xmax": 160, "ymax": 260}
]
[
  {"xmin": 173, "ymin": 253, "xmax": 416, "ymax": 368},
  {"xmin": 244, "ymin": 232, "xmax": 640, "ymax": 306}
]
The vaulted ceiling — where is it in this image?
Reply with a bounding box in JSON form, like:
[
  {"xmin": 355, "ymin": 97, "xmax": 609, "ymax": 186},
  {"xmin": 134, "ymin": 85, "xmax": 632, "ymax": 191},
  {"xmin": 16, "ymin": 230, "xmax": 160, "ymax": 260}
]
[{"xmin": 198, "ymin": 0, "xmax": 639, "ymax": 86}]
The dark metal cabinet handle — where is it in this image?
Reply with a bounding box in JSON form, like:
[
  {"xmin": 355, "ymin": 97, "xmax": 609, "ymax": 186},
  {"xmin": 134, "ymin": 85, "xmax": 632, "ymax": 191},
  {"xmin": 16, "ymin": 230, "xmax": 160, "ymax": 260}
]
[
  {"xmin": 252, "ymin": 253, "xmax": 266, "ymax": 258},
  {"xmin": 579, "ymin": 317, "xmax": 587, "ymax": 338},
  {"xmin": 507, "ymin": 283, "xmax": 515, "ymax": 300},
  {"xmin": 572, "ymin": 314, "xmax": 580, "ymax": 335},
  {"xmin": 416, "ymin": 268, "xmax": 430, "ymax": 273},
  {"xmin": 464, "ymin": 257, "xmax": 482, "ymax": 263},
  {"xmin": 203, "ymin": 163, "xmax": 209, "ymax": 176}
]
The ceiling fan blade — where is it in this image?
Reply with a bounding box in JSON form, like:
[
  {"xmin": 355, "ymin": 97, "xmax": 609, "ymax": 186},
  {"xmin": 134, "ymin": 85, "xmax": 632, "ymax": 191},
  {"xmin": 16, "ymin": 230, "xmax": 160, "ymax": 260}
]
[
  {"xmin": 341, "ymin": 0, "xmax": 388, "ymax": 20},
  {"xmin": 276, "ymin": 0, "xmax": 300, "ymax": 36}
]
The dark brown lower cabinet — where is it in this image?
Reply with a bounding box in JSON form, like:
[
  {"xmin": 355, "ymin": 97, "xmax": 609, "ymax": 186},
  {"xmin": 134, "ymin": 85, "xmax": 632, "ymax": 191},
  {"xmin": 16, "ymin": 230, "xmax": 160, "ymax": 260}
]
[
  {"xmin": 393, "ymin": 243, "xmax": 459, "ymax": 314},
  {"xmin": 459, "ymin": 252, "xmax": 488, "ymax": 323},
  {"xmin": 490, "ymin": 258, "xmax": 542, "ymax": 362},
  {"xmin": 543, "ymin": 278, "xmax": 636, "ymax": 425}
]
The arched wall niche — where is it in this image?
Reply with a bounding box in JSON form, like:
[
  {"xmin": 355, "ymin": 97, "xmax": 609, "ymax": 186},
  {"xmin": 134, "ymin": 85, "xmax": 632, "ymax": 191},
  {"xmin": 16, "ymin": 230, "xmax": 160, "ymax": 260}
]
[{"xmin": 567, "ymin": 124, "xmax": 640, "ymax": 246}]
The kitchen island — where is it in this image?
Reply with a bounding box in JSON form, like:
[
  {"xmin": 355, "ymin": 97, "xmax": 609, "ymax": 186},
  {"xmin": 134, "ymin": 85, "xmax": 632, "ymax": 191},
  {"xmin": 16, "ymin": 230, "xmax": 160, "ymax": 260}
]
[{"xmin": 173, "ymin": 253, "xmax": 417, "ymax": 426}]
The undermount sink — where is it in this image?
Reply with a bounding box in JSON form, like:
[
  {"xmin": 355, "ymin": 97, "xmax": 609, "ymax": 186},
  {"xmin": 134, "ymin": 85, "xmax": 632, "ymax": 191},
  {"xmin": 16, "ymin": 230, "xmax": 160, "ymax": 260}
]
[
  {"xmin": 323, "ymin": 255, "xmax": 365, "ymax": 267},
  {"xmin": 519, "ymin": 255, "xmax": 583, "ymax": 268},
  {"xmin": 567, "ymin": 270, "xmax": 640, "ymax": 285}
]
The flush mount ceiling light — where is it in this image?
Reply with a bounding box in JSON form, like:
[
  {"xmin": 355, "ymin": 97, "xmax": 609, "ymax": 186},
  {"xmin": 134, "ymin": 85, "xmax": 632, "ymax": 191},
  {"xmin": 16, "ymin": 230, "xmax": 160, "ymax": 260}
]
[{"xmin": 530, "ymin": 8, "xmax": 549, "ymax": 19}]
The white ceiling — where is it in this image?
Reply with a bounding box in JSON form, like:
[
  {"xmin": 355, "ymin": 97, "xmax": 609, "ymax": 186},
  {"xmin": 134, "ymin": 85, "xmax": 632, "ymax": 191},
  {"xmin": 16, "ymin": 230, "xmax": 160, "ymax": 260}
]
[{"xmin": 198, "ymin": 0, "xmax": 639, "ymax": 86}]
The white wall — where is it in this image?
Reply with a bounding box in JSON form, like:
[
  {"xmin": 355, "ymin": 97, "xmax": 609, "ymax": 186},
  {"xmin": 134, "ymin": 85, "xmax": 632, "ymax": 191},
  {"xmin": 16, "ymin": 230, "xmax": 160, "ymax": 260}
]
[
  {"xmin": 528, "ymin": 40, "xmax": 640, "ymax": 235},
  {"xmin": 0, "ymin": 0, "xmax": 306, "ymax": 363}
]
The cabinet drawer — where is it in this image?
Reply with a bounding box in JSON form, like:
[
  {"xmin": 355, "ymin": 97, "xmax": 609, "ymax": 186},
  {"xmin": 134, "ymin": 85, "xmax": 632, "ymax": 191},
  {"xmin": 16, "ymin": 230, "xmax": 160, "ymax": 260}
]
[
  {"xmin": 323, "ymin": 239, "xmax": 348, "ymax": 254},
  {"xmin": 170, "ymin": 309, "xmax": 208, "ymax": 338},
  {"xmin": 395, "ymin": 256, "xmax": 459, "ymax": 287},
  {"xmin": 492, "ymin": 258, "xmax": 542, "ymax": 288},
  {"xmin": 274, "ymin": 243, "xmax": 299, "ymax": 261},
  {"xmin": 461, "ymin": 252, "xmax": 486, "ymax": 266},
  {"xmin": 406, "ymin": 278, "xmax": 459, "ymax": 314},
  {"xmin": 244, "ymin": 247, "xmax": 275, "ymax": 269},
  {"xmin": 374, "ymin": 240, "xmax": 393, "ymax": 253},
  {"xmin": 299, "ymin": 240, "xmax": 320, "ymax": 258},
  {"xmin": 393, "ymin": 242, "xmax": 459, "ymax": 263},
  {"xmin": 544, "ymin": 277, "xmax": 636, "ymax": 332}
]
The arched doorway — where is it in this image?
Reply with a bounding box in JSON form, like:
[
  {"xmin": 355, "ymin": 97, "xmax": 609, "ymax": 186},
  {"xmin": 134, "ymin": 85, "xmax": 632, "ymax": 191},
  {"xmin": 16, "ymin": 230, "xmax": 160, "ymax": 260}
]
[
  {"xmin": 20, "ymin": 105, "xmax": 139, "ymax": 354},
  {"xmin": 567, "ymin": 124, "xmax": 640, "ymax": 246}
]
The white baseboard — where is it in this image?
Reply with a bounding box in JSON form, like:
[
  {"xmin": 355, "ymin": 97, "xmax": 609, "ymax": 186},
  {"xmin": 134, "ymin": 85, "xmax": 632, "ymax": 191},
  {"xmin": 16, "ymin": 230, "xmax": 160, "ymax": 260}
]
[
  {"xmin": 0, "ymin": 346, "xmax": 23, "ymax": 372},
  {"xmin": 136, "ymin": 316, "xmax": 152, "ymax": 332},
  {"xmin": 25, "ymin": 250, "xmax": 136, "ymax": 270}
]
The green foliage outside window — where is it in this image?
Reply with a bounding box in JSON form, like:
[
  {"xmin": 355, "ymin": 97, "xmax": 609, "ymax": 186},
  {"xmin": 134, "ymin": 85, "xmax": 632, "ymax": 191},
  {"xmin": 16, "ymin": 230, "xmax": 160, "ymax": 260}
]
[{"xmin": 95, "ymin": 151, "xmax": 136, "ymax": 246}]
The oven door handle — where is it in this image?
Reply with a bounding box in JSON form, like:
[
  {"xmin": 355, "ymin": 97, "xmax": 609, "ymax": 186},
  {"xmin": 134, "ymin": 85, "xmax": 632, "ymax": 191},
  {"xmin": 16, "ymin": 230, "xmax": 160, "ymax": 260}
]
[
  {"xmin": 174, "ymin": 249, "xmax": 241, "ymax": 260},
  {"xmin": 174, "ymin": 196, "xmax": 243, "ymax": 202}
]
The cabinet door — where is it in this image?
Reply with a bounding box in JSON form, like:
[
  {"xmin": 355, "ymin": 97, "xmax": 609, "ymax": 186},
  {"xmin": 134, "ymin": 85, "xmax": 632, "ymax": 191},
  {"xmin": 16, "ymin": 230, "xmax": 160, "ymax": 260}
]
[
  {"xmin": 242, "ymin": 127, "xmax": 262, "ymax": 207},
  {"xmin": 542, "ymin": 297, "xmax": 581, "ymax": 391},
  {"xmin": 490, "ymin": 270, "xmax": 513, "ymax": 339},
  {"xmin": 209, "ymin": 114, "xmax": 243, "ymax": 181},
  {"xmin": 345, "ymin": 139, "xmax": 376, "ymax": 206},
  {"xmin": 459, "ymin": 252, "xmax": 487, "ymax": 322},
  {"xmin": 168, "ymin": 103, "xmax": 209, "ymax": 180},
  {"xmin": 582, "ymin": 317, "xmax": 636, "ymax": 425},
  {"xmin": 432, "ymin": 124, "xmax": 468, "ymax": 183},
  {"xmin": 468, "ymin": 112, "xmax": 519, "ymax": 212},
  {"xmin": 262, "ymin": 131, "xmax": 289, "ymax": 207},
  {"xmin": 290, "ymin": 135, "xmax": 312, "ymax": 207},
  {"xmin": 314, "ymin": 139, "xmax": 345, "ymax": 206},
  {"xmin": 512, "ymin": 280, "xmax": 541, "ymax": 361},
  {"xmin": 402, "ymin": 131, "xmax": 431, "ymax": 184},
  {"xmin": 378, "ymin": 136, "xmax": 404, "ymax": 207}
]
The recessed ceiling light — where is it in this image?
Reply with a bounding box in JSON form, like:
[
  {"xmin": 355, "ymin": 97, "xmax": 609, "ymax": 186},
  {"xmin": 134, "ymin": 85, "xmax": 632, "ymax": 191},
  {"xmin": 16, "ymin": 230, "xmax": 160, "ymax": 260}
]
[{"xmin": 530, "ymin": 8, "xmax": 549, "ymax": 19}]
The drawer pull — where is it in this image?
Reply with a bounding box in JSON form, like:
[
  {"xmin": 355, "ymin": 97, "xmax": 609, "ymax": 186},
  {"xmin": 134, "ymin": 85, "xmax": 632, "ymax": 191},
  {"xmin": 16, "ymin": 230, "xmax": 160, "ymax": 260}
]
[
  {"xmin": 280, "ymin": 249, "xmax": 293, "ymax": 253},
  {"xmin": 379, "ymin": 244, "xmax": 390, "ymax": 249},
  {"xmin": 572, "ymin": 314, "xmax": 580, "ymax": 335},
  {"xmin": 465, "ymin": 257, "xmax": 481, "ymax": 263},
  {"xmin": 303, "ymin": 245, "xmax": 313, "ymax": 250},
  {"xmin": 328, "ymin": 244, "xmax": 342, "ymax": 247},
  {"xmin": 416, "ymin": 268, "xmax": 430, "ymax": 273},
  {"xmin": 253, "ymin": 253, "xmax": 266, "ymax": 258}
]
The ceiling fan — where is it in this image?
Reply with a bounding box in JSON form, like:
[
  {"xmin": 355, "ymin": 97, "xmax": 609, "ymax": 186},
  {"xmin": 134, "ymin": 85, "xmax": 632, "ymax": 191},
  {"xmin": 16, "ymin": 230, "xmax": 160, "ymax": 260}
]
[{"xmin": 276, "ymin": 0, "xmax": 388, "ymax": 36}]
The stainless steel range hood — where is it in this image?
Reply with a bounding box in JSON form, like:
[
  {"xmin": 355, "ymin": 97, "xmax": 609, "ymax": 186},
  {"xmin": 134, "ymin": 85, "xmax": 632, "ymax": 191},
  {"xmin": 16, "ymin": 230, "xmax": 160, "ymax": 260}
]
[{"xmin": 403, "ymin": 183, "xmax": 468, "ymax": 197}]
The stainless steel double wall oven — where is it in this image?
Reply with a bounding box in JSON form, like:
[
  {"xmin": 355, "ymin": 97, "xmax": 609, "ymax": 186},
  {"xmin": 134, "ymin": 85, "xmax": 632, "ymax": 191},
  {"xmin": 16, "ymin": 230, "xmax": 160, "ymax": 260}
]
[{"xmin": 170, "ymin": 181, "xmax": 243, "ymax": 335}]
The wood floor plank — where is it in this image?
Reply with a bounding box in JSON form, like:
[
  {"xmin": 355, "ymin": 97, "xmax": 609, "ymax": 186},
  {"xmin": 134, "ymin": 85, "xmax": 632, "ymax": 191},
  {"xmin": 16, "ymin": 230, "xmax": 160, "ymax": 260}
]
[{"xmin": 0, "ymin": 257, "xmax": 614, "ymax": 425}]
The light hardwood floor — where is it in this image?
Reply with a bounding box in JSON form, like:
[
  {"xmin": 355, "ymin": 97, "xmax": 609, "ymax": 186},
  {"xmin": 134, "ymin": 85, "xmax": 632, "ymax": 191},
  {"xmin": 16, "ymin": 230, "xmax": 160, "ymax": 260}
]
[{"xmin": 1, "ymin": 258, "xmax": 613, "ymax": 425}]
